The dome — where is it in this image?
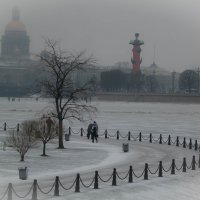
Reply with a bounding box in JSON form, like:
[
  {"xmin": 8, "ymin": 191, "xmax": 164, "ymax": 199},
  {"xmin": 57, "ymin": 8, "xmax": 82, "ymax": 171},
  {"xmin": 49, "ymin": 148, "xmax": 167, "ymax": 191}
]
[
  {"xmin": 5, "ymin": 7, "xmax": 26, "ymax": 33},
  {"xmin": 5, "ymin": 20, "xmax": 26, "ymax": 32}
]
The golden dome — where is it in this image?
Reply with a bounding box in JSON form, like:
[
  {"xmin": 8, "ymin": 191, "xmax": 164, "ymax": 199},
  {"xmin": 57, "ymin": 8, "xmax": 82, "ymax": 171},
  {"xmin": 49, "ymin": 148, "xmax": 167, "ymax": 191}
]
[{"xmin": 5, "ymin": 20, "xmax": 26, "ymax": 32}]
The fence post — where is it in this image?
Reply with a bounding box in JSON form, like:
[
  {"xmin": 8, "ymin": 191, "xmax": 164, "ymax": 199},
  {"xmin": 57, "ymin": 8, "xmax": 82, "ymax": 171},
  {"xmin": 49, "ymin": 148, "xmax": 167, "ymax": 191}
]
[
  {"xmin": 54, "ymin": 176, "xmax": 59, "ymax": 196},
  {"xmin": 4, "ymin": 122, "xmax": 6, "ymax": 131},
  {"xmin": 168, "ymin": 135, "xmax": 171, "ymax": 145},
  {"xmin": 69, "ymin": 127, "xmax": 71, "ymax": 136},
  {"xmin": 171, "ymin": 159, "xmax": 175, "ymax": 175},
  {"xmin": 192, "ymin": 156, "xmax": 196, "ymax": 170},
  {"xmin": 183, "ymin": 137, "xmax": 186, "ymax": 148},
  {"xmin": 159, "ymin": 134, "xmax": 162, "ymax": 144},
  {"xmin": 149, "ymin": 133, "xmax": 152, "ymax": 143},
  {"xmin": 189, "ymin": 138, "xmax": 192, "ymax": 149},
  {"xmin": 128, "ymin": 166, "xmax": 133, "ymax": 183},
  {"xmin": 105, "ymin": 130, "xmax": 108, "ymax": 139},
  {"xmin": 7, "ymin": 183, "xmax": 12, "ymax": 200},
  {"xmin": 144, "ymin": 163, "xmax": 148, "ymax": 180},
  {"xmin": 139, "ymin": 132, "xmax": 142, "ymax": 142},
  {"xmin": 128, "ymin": 131, "xmax": 131, "ymax": 141},
  {"xmin": 183, "ymin": 157, "xmax": 186, "ymax": 172},
  {"xmin": 94, "ymin": 171, "xmax": 99, "ymax": 189},
  {"xmin": 32, "ymin": 179, "xmax": 38, "ymax": 200},
  {"xmin": 81, "ymin": 128, "xmax": 83, "ymax": 137},
  {"xmin": 158, "ymin": 161, "xmax": 163, "ymax": 177},
  {"xmin": 116, "ymin": 131, "xmax": 119, "ymax": 140},
  {"xmin": 199, "ymin": 154, "xmax": 200, "ymax": 169},
  {"xmin": 176, "ymin": 136, "xmax": 179, "ymax": 147},
  {"xmin": 75, "ymin": 173, "xmax": 80, "ymax": 192},
  {"xmin": 195, "ymin": 140, "xmax": 198, "ymax": 151},
  {"xmin": 112, "ymin": 168, "xmax": 117, "ymax": 186},
  {"xmin": 17, "ymin": 123, "xmax": 20, "ymax": 132}
]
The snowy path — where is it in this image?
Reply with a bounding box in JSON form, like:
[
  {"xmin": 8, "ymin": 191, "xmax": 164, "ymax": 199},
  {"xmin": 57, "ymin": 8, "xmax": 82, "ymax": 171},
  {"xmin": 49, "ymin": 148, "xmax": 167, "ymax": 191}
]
[{"xmin": 0, "ymin": 135, "xmax": 198, "ymax": 200}]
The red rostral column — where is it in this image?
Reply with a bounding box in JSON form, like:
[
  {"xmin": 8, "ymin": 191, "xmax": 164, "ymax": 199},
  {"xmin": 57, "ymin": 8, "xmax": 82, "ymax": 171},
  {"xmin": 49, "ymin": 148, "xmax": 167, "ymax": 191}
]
[{"xmin": 129, "ymin": 33, "xmax": 144, "ymax": 73}]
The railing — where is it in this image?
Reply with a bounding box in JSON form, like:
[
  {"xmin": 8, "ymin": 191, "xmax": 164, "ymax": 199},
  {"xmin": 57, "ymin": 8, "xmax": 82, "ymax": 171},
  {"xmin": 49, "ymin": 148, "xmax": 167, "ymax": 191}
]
[
  {"xmin": 69, "ymin": 127, "xmax": 200, "ymax": 151},
  {"xmin": 2, "ymin": 155, "xmax": 199, "ymax": 200}
]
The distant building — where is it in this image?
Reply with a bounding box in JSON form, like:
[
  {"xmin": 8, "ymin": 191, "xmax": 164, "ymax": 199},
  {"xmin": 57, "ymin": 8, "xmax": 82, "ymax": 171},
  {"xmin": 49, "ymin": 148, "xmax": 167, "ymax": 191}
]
[
  {"xmin": 1, "ymin": 6, "xmax": 30, "ymax": 59},
  {"xmin": 0, "ymin": 7, "xmax": 39, "ymax": 96}
]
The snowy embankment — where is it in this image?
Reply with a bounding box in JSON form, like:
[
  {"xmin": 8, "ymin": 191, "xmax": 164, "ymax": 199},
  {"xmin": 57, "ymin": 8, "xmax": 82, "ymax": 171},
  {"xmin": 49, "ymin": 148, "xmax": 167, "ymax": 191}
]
[
  {"xmin": 0, "ymin": 98, "xmax": 199, "ymax": 199},
  {"xmin": 0, "ymin": 134, "xmax": 198, "ymax": 200}
]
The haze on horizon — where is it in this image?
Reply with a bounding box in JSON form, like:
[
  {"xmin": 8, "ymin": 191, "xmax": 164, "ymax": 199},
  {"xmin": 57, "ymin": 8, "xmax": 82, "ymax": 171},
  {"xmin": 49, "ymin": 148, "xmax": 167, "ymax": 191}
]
[{"xmin": 1, "ymin": 0, "xmax": 200, "ymax": 72}]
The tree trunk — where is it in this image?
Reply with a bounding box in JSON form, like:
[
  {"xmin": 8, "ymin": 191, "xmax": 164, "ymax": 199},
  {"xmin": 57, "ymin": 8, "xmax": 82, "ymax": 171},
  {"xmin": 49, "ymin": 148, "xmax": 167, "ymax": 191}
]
[
  {"xmin": 42, "ymin": 142, "xmax": 46, "ymax": 156},
  {"xmin": 58, "ymin": 119, "xmax": 64, "ymax": 149},
  {"xmin": 20, "ymin": 154, "xmax": 24, "ymax": 162}
]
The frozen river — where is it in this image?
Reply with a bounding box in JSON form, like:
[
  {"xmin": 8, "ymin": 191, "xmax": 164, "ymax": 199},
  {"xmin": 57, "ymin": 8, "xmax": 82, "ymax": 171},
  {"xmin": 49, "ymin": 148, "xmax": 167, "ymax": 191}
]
[{"xmin": 0, "ymin": 98, "xmax": 199, "ymax": 139}]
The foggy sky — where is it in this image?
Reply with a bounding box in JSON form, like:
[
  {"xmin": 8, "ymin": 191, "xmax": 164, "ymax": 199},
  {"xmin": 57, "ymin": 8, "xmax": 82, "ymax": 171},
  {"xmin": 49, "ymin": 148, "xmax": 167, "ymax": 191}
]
[{"xmin": 1, "ymin": 0, "xmax": 200, "ymax": 72}]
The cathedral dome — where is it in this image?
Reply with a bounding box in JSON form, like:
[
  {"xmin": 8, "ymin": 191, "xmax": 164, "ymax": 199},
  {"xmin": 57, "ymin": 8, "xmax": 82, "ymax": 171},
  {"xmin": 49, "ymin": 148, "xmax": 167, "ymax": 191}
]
[
  {"xmin": 5, "ymin": 21, "xmax": 26, "ymax": 32},
  {"xmin": 5, "ymin": 6, "xmax": 26, "ymax": 33}
]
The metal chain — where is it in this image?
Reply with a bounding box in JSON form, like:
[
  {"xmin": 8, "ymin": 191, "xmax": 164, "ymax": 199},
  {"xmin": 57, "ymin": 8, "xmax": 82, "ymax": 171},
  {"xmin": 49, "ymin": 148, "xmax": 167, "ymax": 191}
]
[
  {"xmin": 80, "ymin": 177, "xmax": 95, "ymax": 188},
  {"xmin": 175, "ymin": 163, "xmax": 183, "ymax": 171},
  {"xmin": 37, "ymin": 181, "xmax": 55, "ymax": 195},
  {"xmin": 107, "ymin": 132, "xmax": 117, "ymax": 138},
  {"xmin": 11, "ymin": 183, "xmax": 33, "ymax": 198},
  {"xmin": 71, "ymin": 129, "xmax": 81, "ymax": 135},
  {"xmin": 98, "ymin": 173, "xmax": 113, "ymax": 183},
  {"xmin": 0, "ymin": 186, "xmax": 9, "ymax": 200},
  {"xmin": 132, "ymin": 169, "xmax": 145, "ymax": 178},
  {"xmin": 148, "ymin": 166, "xmax": 159, "ymax": 175},
  {"xmin": 186, "ymin": 162, "xmax": 192, "ymax": 169},
  {"xmin": 162, "ymin": 164, "xmax": 172, "ymax": 173},
  {"xmin": 58, "ymin": 177, "xmax": 77, "ymax": 190},
  {"xmin": 119, "ymin": 133, "xmax": 128, "ymax": 139},
  {"xmin": 116, "ymin": 171, "xmax": 129, "ymax": 180}
]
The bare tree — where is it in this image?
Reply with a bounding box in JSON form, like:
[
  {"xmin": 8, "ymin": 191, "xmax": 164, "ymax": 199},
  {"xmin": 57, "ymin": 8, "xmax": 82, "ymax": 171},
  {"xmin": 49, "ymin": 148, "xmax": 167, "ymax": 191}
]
[
  {"xmin": 35, "ymin": 117, "xmax": 58, "ymax": 156},
  {"xmin": 7, "ymin": 121, "xmax": 37, "ymax": 162},
  {"xmin": 39, "ymin": 39, "xmax": 97, "ymax": 148}
]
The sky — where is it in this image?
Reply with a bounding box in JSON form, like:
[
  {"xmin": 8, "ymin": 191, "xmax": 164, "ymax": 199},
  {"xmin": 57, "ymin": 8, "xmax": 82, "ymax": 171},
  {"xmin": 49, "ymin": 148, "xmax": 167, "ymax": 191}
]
[{"xmin": 1, "ymin": 0, "xmax": 200, "ymax": 72}]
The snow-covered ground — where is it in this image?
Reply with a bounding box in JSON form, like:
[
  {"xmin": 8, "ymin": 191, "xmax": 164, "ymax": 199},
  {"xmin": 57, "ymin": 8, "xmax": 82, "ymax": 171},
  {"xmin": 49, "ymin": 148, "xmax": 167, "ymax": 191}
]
[{"xmin": 0, "ymin": 98, "xmax": 199, "ymax": 200}]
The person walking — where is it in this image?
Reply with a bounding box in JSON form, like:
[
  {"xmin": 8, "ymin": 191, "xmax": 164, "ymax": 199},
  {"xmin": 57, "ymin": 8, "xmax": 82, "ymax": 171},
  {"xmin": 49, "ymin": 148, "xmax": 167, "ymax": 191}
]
[
  {"xmin": 87, "ymin": 123, "xmax": 93, "ymax": 139},
  {"xmin": 91, "ymin": 121, "xmax": 98, "ymax": 143}
]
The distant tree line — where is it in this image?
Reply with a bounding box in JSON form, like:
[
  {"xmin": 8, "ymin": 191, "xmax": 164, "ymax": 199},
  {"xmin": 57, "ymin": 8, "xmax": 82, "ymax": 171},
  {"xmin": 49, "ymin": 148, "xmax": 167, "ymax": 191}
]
[
  {"xmin": 101, "ymin": 70, "xmax": 158, "ymax": 93},
  {"xmin": 100, "ymin": 69, "xmax": 200, "ymax": 94}
]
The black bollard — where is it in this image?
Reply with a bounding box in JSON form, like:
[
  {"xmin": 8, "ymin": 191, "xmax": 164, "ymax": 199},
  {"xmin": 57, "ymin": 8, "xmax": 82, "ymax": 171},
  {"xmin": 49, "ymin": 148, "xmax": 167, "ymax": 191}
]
[
  {"xmin": 195, "ymin": 140, "xmax": 198, "ymax": 151},
  {"xmin": 32, "ymin": 179, "xmax": 38, "ymax": 200},
  {"xmin": 75, "ymin": 173, "xmax": 80, "ymax": 192},
  {"xmin": 198, "ymin": 154, "xmax": 200, "ymax": 169},
  {"xmin": 69, "ymin": 127, "xmax": 71, "ymax": 136},
  {"xmin": 105, "ymin": 130, "xmax": 108, "ymax": 139},
  {"xmin": 183, "ymin": 137, "xmax": 186, "ymax": 148},
  {"xmin": 4, "ymin": 122, "xmax": 6, "ymax": 131},
  {"xmin": 171, "ymin": 159, "xmax": 175, "ymax": 175},
  {"xmin": 139, "ymin": 132, "xmax": 142, "ymax": 142},
  {"xmin": 94, "ymin": 171, "xmax": 99, "ymax": 189},
  {"xmin": 189, "ymin": 138, "xmax": 192, "ymax": 149},
  {"xmin": 144, "ymin": 163, "xmax": 148, "ymax": 180},
  {"xmin": 159, "ymin": 134, "xmax": 162, "ymax": 144},
  {"xmin": 128, "ymin": 166, "xmax": 133, "ymax": 183},
  {"xmin": 54, "ymin": 176, "xmax": 59, "ymax": 196},
  {"xmin": 168, "ymin": 135, "xmax": 171, "ymax": 145},
  {"xmin": 176, "ymin": 136, "xmax": 179, "ymax": 147},
  {"xmin": 128, "ymin": 131, "xmax": 131, "ymax": 141},
  {"xmin": 81, "ymin": 128, "xmax": 83, "ymax": 136},
  {"xmin": 116, "ymin": 131, "xmax": 119, "ymax": 140},
  {"xmin": 7, "ymin": 183, "xmax": 12, "ymax": 200},
  {"xmin": 149, "ymin": 133, "xmax": 152, "ymax": 143},
  {"xmin": 192, "ymin": 156, "xmax": 196, "ymax": 170},
  {"xmin": 183, "ymin": 157, "xmax": 187, "ymax": 172},
  {"xmin": 17, "ymin": 123, "xmax": 20, "ymax": 132},
  {"xmin": 112, "ymin": 168, "xmax": 117, "ymax": 186},
  {"xmin": 158, "ymin": 161, "xmax": 163, "ymax": 177}
]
